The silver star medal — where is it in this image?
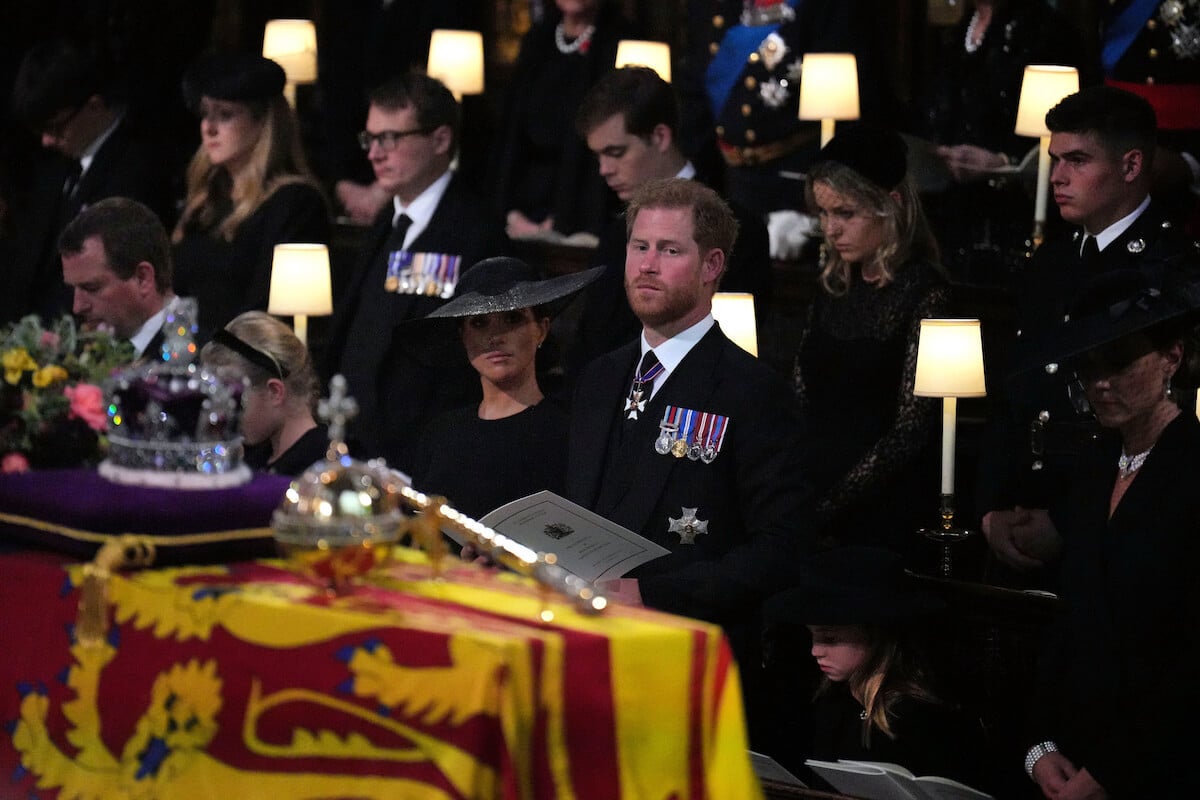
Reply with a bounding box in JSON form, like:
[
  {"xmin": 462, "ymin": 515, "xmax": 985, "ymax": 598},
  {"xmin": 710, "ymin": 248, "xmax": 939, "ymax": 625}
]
[
  {"xmin": 759, "ymin": 77, "xmax": 790, "ymax": 109},
  {"xmin": 668, "ymin": 507, "xmax": 708, "ymax": 544}
]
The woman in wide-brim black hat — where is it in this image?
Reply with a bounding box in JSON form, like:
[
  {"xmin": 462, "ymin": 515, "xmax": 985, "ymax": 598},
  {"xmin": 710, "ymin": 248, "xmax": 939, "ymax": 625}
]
[
  {"xmin": 1020, "ymin": 264, "xmax": 1200, "ymax": 798},
  {"xmin": 408, "ymin": 257, "xmax": 602, "ymax": 519}
]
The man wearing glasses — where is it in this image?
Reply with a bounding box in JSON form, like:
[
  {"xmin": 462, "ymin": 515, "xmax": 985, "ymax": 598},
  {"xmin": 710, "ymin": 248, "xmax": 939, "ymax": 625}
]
[
  {"xmin": 6, "ymin": 39, "xmax": 175, "ymax": 328},
  {"xmin": 325, "ymin": 71, "xmax": 505, "ymax": 468}
]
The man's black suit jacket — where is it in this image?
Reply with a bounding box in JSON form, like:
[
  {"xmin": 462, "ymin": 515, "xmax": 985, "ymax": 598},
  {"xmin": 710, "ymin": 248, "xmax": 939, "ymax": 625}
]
[
  {"xmin": 566, "ymin": 323, "xmax": 813, "ymax": 625},
  {"xmin": 4, "ymin": 116, "xmax": 177, "ymax": 326},
  {"xmin": 325, "ymin": 173, "xmax": 507, "ymax": 466}
]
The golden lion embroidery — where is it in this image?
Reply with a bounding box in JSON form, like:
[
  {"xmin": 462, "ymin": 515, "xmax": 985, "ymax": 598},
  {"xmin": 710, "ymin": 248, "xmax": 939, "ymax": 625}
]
[{"xmin": 10, "ymin": 628, "xmax": 508, "ymax": 798}]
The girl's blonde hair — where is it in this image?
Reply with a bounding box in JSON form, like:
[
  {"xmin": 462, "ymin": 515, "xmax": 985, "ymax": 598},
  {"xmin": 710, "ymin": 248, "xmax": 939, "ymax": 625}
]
[
  {"xmin": 173, "ymin": 95, "xmax": 324, "ymax": 243},
  {"xmin": 200, "ymin": 311, "xmax": 319, "ymax": 412},
  {"xmin": 818, "ymin": 626, "xmax": 943, "ymax": 748},
  {"xmin": 806, "ymin": 163, "xmax": 939, "ymax": 297}
]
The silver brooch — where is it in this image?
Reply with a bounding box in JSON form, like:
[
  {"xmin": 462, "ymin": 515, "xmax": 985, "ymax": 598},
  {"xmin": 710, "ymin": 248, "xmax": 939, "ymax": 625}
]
[{"xmin": 1127, "ymin": 238, "xmax": 1146, "ymax": 254}]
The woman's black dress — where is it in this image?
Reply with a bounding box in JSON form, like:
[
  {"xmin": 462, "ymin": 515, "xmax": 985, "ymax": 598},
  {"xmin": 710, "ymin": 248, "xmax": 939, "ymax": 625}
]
[
  {"xmin": 410, "ymin": 401, "xmax": 569, "ymax": 520},
  {"xmin": 793, "ymin": 260, "xmax": 948, "ymax": 553},
  {"xmin": 173, "ymin": 180, "xmax": 329, "ymax": 340}
]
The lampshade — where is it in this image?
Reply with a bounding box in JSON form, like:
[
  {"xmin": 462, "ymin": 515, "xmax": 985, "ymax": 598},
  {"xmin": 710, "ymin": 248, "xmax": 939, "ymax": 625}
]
[
  {"xmin": 712, "ymin": 292, "xmax": 757, "ymax": 356},
  {"xmin": 1014, "ymin": 65, "xmax": 1079, "ymax": 138},
  {"xmin": 262, "ymin": 19, "xmax": 318, "ymax": 84},
  {"xmin": 427, "ymin": 29, "xmax": 485, "ymax": 100},
  {"xmin": 268, "ymin": 244, "xmax": 333, "ymax": 316},
  {"xmin": 797, "ymin": 53, "xmax": 860, "ymax": 122},
  {"xmin": 615, "ymin": 40, "xmax": 672, "ymax": 82},
  {"xmin": 913, "ymin": 319, "xmax": 986, "ymax": 398}
]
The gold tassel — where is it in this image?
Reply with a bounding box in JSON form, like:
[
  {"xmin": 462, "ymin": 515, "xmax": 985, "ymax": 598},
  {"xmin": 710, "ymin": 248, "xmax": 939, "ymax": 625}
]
[{"xmin": 76, "ymin": 535, "xmax": 156, "ymax": 647}]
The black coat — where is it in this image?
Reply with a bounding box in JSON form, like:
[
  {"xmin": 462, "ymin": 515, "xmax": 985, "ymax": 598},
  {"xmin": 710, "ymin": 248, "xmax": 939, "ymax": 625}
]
[
  {"xmin": 325, "ymin": 173, "xmax": 507, "ymax": 466},
  {"xmin": 808, "ymin": 683, "xmax": 996, "ymax": 795},
  {"xmin": 565, "ymin": 323, "xmax": 815, "ymax": 625},
  {"xmin": 1030, "ymin": 413, "xmax": 1200, "ymax": 798},
  {"xmin": 489, "ymin": 3, "xmax": 635, "ymax": 236},
  {"xmin": 3, "ymin": 116, "xmax": 177, "ymax": 325},
  {"xmin": 172, "ymin": 181, "xmax": 330, "ymax": 341}
]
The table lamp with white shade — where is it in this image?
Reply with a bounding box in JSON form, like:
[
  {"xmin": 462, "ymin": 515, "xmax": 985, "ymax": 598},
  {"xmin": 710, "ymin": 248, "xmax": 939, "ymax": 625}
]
[
  {"xmin": 427, "ymin": 29, "xmax": 485, "ymax": 102},
  {"xmin": 1014, "ymin": 65, "xmax": 1079, "ymax": 250},
  {"xmin": 913, "ymin": 318, "xmax": 987, "ymax": 577},
  {"xmin": 797, "ymin": 52, "xmax": 860, "ymax": 147},
  {"xmin": 268, "ymin": 244, "xmax": 332, "ymax": 347},
  {"xmin": 615, "ymin": 40, "xmax": 671, "ymax": 82},
  {"xmin": 711, "ymin": 292, "xmax": 757, "ymax": 356},
  {"xmin": 262, "ymin": 19, "xmax": 318, "ymax": 107}
]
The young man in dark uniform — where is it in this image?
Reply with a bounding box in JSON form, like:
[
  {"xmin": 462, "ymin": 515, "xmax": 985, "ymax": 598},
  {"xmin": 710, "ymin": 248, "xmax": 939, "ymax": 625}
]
[{"xmin": 981, "ymin": 85, "xmax": 1200, "ymax": 569}]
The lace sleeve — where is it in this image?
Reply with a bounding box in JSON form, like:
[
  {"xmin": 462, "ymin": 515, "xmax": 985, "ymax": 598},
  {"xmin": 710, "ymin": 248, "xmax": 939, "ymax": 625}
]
[
  {"xmin": 819, "ymin": 283, "xmax": 949, "ymax": 518},
  {"xmin": 792, "ymin": 300, "xmax": 816, "ymax": 408}
]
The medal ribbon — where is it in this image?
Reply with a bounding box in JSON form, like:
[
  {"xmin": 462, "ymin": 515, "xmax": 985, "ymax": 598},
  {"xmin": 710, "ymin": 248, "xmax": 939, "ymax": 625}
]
[
  {"xmin": 680, "ymin": 408, "xmax": 697, "ymax": 445},
  {"xmin": 710, "ymin": 415, "xmax": 729, "ymax": 454}
]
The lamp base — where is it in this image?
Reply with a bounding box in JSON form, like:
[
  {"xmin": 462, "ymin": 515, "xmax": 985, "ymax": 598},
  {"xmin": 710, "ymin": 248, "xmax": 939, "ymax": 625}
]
[
  {"xmin": 916, "ymin": 493, "xmax": 975, "ymax": 578},
  {"xmin": 919, "ymin": 525, "xmax": 976, "ymax": 579}
]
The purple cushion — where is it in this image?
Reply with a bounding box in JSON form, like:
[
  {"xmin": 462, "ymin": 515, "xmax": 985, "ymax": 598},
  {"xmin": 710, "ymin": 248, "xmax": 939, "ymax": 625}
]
[{"xmin": 0, "ymin": 469, "xmax": 291, "ymax": 564}]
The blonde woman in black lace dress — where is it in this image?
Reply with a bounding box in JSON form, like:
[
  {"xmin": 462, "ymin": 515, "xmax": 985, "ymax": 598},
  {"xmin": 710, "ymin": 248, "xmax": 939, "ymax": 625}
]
[{"xmin": 793, "ymin": 126, "xmax": 948, "ymax": 554}]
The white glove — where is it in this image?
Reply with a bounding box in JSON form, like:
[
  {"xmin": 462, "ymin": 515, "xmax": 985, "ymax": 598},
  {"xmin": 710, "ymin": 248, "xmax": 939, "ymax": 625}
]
[{"xmin": 767, "ymin": 210, "xmax": 817, "ymax": 261}]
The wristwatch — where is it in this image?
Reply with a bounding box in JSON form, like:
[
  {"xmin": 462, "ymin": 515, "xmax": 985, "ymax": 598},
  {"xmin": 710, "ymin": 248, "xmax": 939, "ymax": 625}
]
[{"xmin": 1024, "ymin": 741, "xmax": 1059, "ymax": 779}]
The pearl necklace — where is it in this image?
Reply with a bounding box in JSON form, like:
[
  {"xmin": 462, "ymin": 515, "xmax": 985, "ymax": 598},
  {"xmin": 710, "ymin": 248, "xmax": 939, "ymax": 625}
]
[
  {"xmin": 554, "ymin": 22, "xmax": 594, "ymax": 55},
  {"xmin": 1117, "ymin": 446, "xmax": 1152, "ymax": 478},
  {"xmin": 964, "ymin": 11, "xmax": 984, "ymax": 53}
]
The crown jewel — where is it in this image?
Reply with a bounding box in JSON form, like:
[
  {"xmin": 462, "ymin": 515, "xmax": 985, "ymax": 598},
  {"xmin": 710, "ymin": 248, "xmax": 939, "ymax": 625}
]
[{"xmin": 99, "ymin": 299, "xmax": 251, "ymax": 488}]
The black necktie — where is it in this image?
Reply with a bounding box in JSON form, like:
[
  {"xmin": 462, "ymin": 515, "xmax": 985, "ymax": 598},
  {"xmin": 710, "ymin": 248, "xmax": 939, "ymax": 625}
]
[
  {"xmin": 62, "ymin": 161, "xmax": 82, "ymax": 199},
  {"xmin": 624, "ymin": 349, "xmax": 662, "ymax": 422},
  {"xmin": 389, "ymin": 212, "xmax": 413, "ymax": 251},
  {"xmin": 1080, "ymin": 235, "xmax": 1099, "ymax": 266}
]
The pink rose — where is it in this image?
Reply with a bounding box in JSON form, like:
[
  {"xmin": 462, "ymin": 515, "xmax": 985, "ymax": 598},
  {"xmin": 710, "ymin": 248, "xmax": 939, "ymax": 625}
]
[
  {"xmin": 39, "ymin": 331, "xmax": 60, "ymax": 349},
  {"xmin": 2, "ymin": 452, "xmax": 30, "ymax": 473},
  {"xmin": 64, "ymin": 383, "xmax": 107, "ymax": 431}
]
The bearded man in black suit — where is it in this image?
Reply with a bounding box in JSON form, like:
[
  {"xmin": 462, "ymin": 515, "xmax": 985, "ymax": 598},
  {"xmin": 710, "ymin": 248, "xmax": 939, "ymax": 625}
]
[
  {"xmin": 566, "ymin": 177, "xmax": 813, "ymax": 641},
  {"xmin": 325, "ymin": 72, "xmax": 506, "ymax": 467}
]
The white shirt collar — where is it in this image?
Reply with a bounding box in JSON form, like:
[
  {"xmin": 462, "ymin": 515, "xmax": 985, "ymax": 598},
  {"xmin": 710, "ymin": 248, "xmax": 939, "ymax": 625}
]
[
  {"xmin": 129, "ymin": 297, "xmax": 171, "ymax": 358},
  {"xmin": 391, "ymin": 169, "xmax": 453, "ymax": 250},
  {"xmin": 1091, "ymin": 194, "xmax": 1151, "ymax": 252},
  {"xmin": 675, "ymin": 161, "xmax": 697, "ymax": 181},
  {"xmin": 639, "ymin": 314, "xmax": 715, "ymax": 399},
  {"xmin": 79, "ymin": 110, "xmax": 124, "ymax": 177}
]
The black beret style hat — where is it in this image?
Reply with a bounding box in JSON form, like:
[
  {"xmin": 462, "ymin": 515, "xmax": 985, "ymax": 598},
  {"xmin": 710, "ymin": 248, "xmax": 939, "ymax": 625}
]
[
  {"xmin": 182, "ymin": 53, "xmax": 286, "ymax": 109},
  {"xmin": 810, "ymin": 124, "xmax": 909, "ymax": 191},
  {"xmin": 763, "ymin": 546, "xmax": 943, "ymax": 627}
]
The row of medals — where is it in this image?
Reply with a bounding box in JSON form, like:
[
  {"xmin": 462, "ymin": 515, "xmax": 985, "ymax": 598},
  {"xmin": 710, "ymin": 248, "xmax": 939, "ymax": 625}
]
[{"xmin": 654, "ymin": 423, "xmax": 719, "ymax": 463}]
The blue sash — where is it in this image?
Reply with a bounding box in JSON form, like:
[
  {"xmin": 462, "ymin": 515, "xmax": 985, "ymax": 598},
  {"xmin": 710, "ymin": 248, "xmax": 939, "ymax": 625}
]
[
  {"xmin": 704, "ymin": 0, "xmax": 802, "ymax": 115},
  {"xmin": 1102, "ymin": 0, "xmax": 1161, "ymax": 75}
]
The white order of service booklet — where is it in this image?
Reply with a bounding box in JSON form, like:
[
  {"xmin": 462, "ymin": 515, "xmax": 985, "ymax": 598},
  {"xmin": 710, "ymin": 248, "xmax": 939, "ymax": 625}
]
[
  {"xmin": 804, "ymin": 759, "xmax": 993, "ymax": 800},
  {"xmin": 465, "ymin": 490, "xmax": 670, "ymax": 584}
]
